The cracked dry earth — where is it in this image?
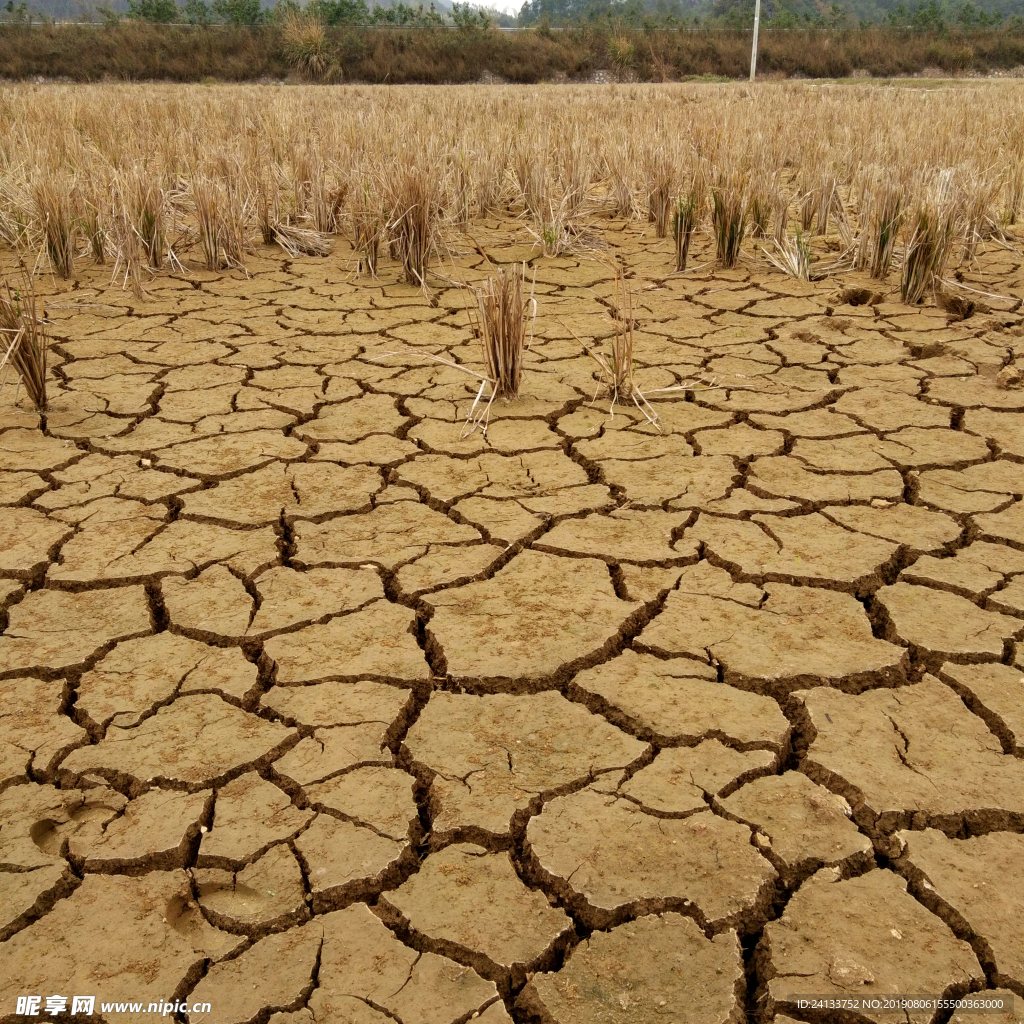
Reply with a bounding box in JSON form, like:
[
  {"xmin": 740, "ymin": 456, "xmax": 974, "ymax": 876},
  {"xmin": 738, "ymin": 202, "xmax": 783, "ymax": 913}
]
[{"xmin": 1, "ymin": 228, "xmax": 1024, "ymax": 1024}]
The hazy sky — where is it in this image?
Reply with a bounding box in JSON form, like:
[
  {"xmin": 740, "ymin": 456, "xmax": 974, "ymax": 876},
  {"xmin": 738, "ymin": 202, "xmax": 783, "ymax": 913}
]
[{"xmin": 486, "ymin": 0, "xmax": 523, "ymax": 14}]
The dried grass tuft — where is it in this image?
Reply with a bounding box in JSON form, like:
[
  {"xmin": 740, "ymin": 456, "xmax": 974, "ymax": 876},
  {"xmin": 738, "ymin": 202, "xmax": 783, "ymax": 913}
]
[
  {"xmin": 608, "ymin": 141, "xmax": 641, "ymax": 220},
  {"xmin": 108, "ymin": 188, "xmax": 147, "ymax": 299},
  {"xmin": 747, "ymin": 185, "xmax": 772, "ymax": 240},
  {"xmin": 712, "ymin": 174, "xmax": 746, "ymax": 269},
  {"xmin": 868, "ymin": 181, "xmax": 904, "ymax": 280},
  {"xmin": 33, "ymin": 178, "xmax": 76, "ymax": 279},
  {"xmin": 282, "ymin": 11, "xmax": 340, "ymax": 83},
  {"xmin": 371, "ymin": 261, "xmax": 535, "ymax": 438},
  {"xmin": 0, "ymin": 277, "xmax": 49, "ymax": 414},
  {"xmin": 461, "ymin": 261, "xmax": 537, "ymax": 433},
  {"xmin": 132, "ymin": 178, "xmax": 165, "ymax": 270},
  {"xmin": 194, "ymin": 180, "xmax": 223, "ymax": 271},
  {"xmin": 558, "ymin": 136, "xmax": 591, "ymax": 228},
  {"xmin": 350, "ymin": 179, "xmax": 384, "ymax": 277},
  {"xmin": 273, "ymin": 222, "xmax": 331, "ymax": 258},
  {"xmin": 310, "ymin": 174, "xmax": 348, "ymax": 235},
  {"xmin": 649, "ymin": 180, "xmax": 672, "ymax": 239},
  {"xmin": 959, "ymin": 173, "xmax": 1000, "ymax": 264},
  {"xmin": 644, "ymin": 147, "xmax": 673, "ymax": 239},
  {"xmin": 569, "ymin": 268, "xmax": 729, "ymax": 428},
  {"xmin": 763, "ymin": 230, "xmax": 812, "ymax": 281},
  {"xmin": 256, "ymin": 177, "xmax": 278, "ymax": 246},
  {"xmin": 0, "ymin": 178, "xmax": 34, "ymax": 252},
  {"xmin": 799, "ymin": 189, "xmax": 816, "ymax": 233},
  {"xmin": 473, "ymin": 141, "xmax": 508, "ymax": 218},
  {"xmin": 528, "ymin": 193, "xmax": 582, "ymax": 257},
  {"xmin": 512, "ymin": 147, "xmax": 540, "ymax": 218},
  {"xmin": 901, "ymin": 202, "xmax": 957, "ymax": 305},
  {"xmin": 772, "ymin": 191, "xmax": 791, "ymax": 247},
  {"xmin": 386, "ymin": 163, "xmax": 441, "ymax": 287},
  {"xmin": 474, "ymin": 262, "xmax": 534, "ymax": 401},
  {"xmin": 672, "ymin": 175, "xmax": 704, "ymax": 273},
  {"xmin": 1003, "ymin": 160, "xmax": 1024, "ymax": 225},
  {"xmin": 814, "ymin": 175, "xmax": 837, "ymax": 236},
  {"xmin": 194, "ymin": 178, "xmax": 253, "ymax": 270},
  {"xmin": 515, "ymin": 141, "xmax": 591, "ymax": 257},
  {"xmin": 573, "ymin": 270, "xmax": 659, "ymax": 428},
  {"xmin": 450, "ymin": 150, "xmax": 472, "ymax": 231},
  {"xmin": 83, "ymin": 197, "xmax": 106, "ymax": 265}
]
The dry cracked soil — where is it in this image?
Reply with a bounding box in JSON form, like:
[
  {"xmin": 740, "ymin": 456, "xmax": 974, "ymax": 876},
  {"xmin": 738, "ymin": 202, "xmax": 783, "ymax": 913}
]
[{"xmin": 1, "ymin": 224, "xmax": 1023, "ymax": 1024}]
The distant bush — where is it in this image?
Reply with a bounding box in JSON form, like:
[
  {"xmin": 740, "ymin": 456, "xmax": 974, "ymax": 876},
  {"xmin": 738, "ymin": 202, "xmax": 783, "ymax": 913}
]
[
  {"xmin": 126, "ymin": 0, "xmax": 177, "ymax": 21},
  {"xmin": 212, "ymin": 0, "xmax": 262, "ymax": 26},
  {"xmin": 182, "ymin": 0, "xmax": 211, "ymax": 24}
]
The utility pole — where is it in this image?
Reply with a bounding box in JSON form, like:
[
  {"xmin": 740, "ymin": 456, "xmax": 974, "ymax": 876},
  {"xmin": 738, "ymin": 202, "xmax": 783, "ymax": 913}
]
[{"xmin": 749, "ymin": 0, "xmax": 761, "ymax": 81}]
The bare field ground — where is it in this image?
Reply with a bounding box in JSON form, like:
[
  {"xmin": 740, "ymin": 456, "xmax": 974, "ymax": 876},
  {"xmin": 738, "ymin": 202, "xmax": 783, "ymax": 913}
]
[{"xmin": 1, "ymin": 82, "xmax": 1024, "ymax": 1024}]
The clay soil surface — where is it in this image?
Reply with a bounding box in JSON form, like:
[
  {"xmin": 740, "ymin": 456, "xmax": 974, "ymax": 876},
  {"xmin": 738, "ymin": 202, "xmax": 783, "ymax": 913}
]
[{"xmin": 1, "ymin": 222, "xmax": 1023, "ymax": 1023}]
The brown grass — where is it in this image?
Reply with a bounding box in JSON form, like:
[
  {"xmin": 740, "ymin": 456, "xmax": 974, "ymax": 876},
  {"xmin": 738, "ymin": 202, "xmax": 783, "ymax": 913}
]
[
  {"xmin": 350, "ymin": 178, "xmax": 383, "ymax": 277},
  {"xmin": 193, "ymin": 178, "xmax": 251, "ymax": 270},
  {"xmin": 672, "ymin": 176, "xmax": 704, "ymax": 273},
  {"xmin": 573, "ymin": 269, "xmax": 659, "ymax": 428},
  {"xmin": 866, "ymin": 178, "xmax": 905, "ymax": 279},
  {"xmin": 473, "ymin": 261, "xmax": 534, "ymax": 404},
  {"xmin": 281, "ymin": 11, "xmax": 339, "ymax": 84},
  {"xmin": 901, "ymin": 197, "xmax": 957, "ymax": 304},
  {"xmin": 132, "ymin": 178, "xmax": 166, "ymax": 271},
  {"xmin": 385, "ymin": 163, "xmax": 441, "ymax": 287},
  {"xmin": 712, "ymin": 173, "xmax": 746, "ymax": 269},
  {"xmin": 273, "ymin": 221, "xmax": 331, "ymax": 258},
  {"xmin": 32, "ymin": 179, "xmax": 75, "ymax": 280},
  {"xmin": 1, "ymin": 82, "xmax": 1023, "ymax": 311},
  {"xmin": 0, "ymin": 277, "xmax": 48, "ymax": 415}
]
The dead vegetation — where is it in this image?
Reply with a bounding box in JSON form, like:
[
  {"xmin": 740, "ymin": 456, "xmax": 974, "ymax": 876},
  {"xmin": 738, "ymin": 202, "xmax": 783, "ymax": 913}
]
[
  {"xmin": 0, "ymin": 276, "xmax": 48, "ymax": 413},
  {"xmin": 458, "ymin": 260, "xmax": 537, "ymax": 433},
  {"xmin": 472, "ymin": 261, "xmax": 535, "ymax": 405},
  {"xmin": 385, "ymin": 162, "xmax": 443, "ymax": 287},
  {"xmin": 0, "ymin": 82, "xmax": 1023, "ymax": 310},
  {"xmin": 281, "ymin": 11, "xmax": 340, "ymax": 84},
  {"xmin": 672, "ymin": 173, "xmax": 704, "ymax": 274},
  {"xmin": 711, "ymin": 173, "xmax": 747, "ymax": 270},
  {"xmin": 570, "ymin": 269, "xmax": 662, "ymax": 428}
]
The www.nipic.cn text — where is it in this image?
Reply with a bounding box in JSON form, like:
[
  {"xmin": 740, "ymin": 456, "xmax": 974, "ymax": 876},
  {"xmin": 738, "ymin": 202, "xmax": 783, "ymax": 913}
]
[{"xmin": 15, "ymin": 996, "xmax": 212, "ymax": 1016}]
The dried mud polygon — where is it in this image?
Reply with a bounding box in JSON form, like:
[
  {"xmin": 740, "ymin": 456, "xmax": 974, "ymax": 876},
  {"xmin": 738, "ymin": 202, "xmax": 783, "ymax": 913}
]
[{"xmin": 3, "ymin": 209, "xmax": 1024, "ymax": 1024}]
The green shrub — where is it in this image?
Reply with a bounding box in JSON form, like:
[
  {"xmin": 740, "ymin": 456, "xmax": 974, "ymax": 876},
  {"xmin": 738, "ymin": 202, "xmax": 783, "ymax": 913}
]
[{"xmin": 126, "ymin": 0, "xmax": 177, "ymax": 22}]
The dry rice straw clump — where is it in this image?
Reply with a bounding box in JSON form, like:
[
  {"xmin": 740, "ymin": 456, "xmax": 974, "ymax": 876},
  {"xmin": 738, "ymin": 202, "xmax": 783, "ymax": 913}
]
[
  {"xmin": 385, "ymin": 163, "xmax": 442, "ymax": 288},
  {"xmin": 763, "ymin": 230, "xmax": 813, "ymax": 281},
  {"xmin": 0, "ymin": 277, "xmax": 49, "ymax": 415},
  {"xmin": 564, "ymin": 269, "xmax": 725, "ymax": 430},
  {"xmin": 672, "ymin": 171, "xmax": 705, "ymax": 273},
  {"xmin": 372, "ymin": 261, "xmax": 536, "ymax": 437},
  {"xmin": 2, "ymin": 82, "xmax": 1020, "ymax": 311},
  {"xmin": 32, "ymin": 178, "xmax": 76, "ymax": 280},
  {"xmin": 711, "ymin": 173, "xmax": 747, "ymax": 269},
  {"xmin": 901, "ymin": 202, "xmax": 957, "ymax": 305},
  {"xmin": 464, "ymin": 261, "xmax": 536, "ymax": 430}
]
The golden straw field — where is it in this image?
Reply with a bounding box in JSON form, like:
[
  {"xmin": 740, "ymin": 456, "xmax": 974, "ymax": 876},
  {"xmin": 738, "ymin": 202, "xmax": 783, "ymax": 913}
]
[
  {"xmin": 4, "ymin": 81, "xmax": 1024, "ymax": 283},
  {"xmin": 1, "ymin": 80, "xmax": 1024, "ymax": 1023}
]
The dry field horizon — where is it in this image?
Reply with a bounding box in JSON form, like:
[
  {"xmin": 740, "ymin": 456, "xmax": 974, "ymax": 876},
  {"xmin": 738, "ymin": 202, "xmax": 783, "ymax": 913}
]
[{"xmin": 1, "ymin": 80, "xmax": 1023, "ymax": 1024}]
